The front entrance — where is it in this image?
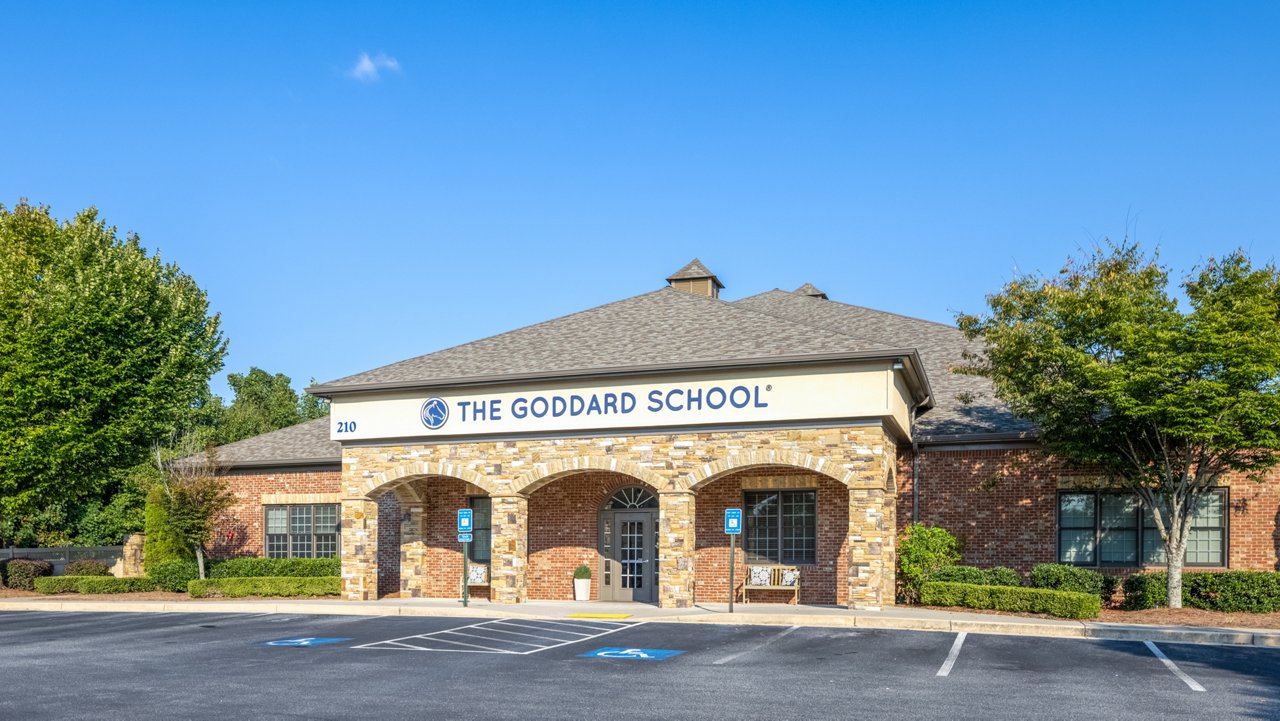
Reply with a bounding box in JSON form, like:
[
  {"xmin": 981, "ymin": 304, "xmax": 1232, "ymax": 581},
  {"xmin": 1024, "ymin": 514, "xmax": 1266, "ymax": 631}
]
[{"xmin": 598, "ymin": 487, "xmax": 658, "ymax": 603}]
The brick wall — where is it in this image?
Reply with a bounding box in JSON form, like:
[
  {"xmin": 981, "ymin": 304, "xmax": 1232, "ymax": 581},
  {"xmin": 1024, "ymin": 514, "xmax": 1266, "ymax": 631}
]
[
  {"xmin": 695, "ymin": 467, "xmax": 848, "ymax": 605},
  {"xmin": 896, "ymin": 446, "xmax": 1280, "ymax": 575},
  {"xmin": 376, "ymin": 490, "xmax": 401, "ymax": 598},
  {"xmin": 527, "ymin": 471, "xmax": 638, "ymax": 601},
  {"xmin": 214, "ymin": 467, "xmax": 341, "ymax": 557}
]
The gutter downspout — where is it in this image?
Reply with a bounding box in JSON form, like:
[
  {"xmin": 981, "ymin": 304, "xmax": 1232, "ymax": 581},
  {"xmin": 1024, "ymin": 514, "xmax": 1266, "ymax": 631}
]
[{"xmin": 911, "ymin": 404, "xmax": 922, "ymax": 523}]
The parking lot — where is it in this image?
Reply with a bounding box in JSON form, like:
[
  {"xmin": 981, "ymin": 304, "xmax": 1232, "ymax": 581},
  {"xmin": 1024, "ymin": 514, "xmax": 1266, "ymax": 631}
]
[{"xmin": 1, "ymin": 611, "xmax": 1277, "ymax": 720}]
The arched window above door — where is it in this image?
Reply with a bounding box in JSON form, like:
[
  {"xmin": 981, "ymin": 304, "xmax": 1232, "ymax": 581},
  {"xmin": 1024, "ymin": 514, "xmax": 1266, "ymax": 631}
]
[{"xmin": 603, "ymin": 487, "xmax": 657, "ymax": 509}]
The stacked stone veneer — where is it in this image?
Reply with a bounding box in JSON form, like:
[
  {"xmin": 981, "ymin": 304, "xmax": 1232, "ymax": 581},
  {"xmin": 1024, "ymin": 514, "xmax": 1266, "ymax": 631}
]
[{"xmin": 340, "ymin": 425, "xmax": 897, "ymax": 609}]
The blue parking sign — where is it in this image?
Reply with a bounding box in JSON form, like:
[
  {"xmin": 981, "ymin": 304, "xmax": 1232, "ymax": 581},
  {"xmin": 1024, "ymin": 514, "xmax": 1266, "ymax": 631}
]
[
  {"xmin": 457, "ymin": 508, "xmax": 473, "ymax": 533},
  {"xmin": 724, "ymin": 508, "xmax": 742, "ymax": 535}
]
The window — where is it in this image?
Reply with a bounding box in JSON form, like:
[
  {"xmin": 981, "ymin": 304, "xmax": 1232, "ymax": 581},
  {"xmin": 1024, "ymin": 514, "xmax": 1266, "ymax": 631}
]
[
  {"xmin": 1056, "ymin": 490, "xmax": 1226, "ymax": 567},
  {"xmin": 469, "ymin": 497, "xmax": 492, "ymax": 563},
  {"xmin": 744, "ymin": 490, "xmax": 816, "ymax": 565},
  {"xmin": 265, "ymin": 504, "xmax": 339, "ymax": 559}
]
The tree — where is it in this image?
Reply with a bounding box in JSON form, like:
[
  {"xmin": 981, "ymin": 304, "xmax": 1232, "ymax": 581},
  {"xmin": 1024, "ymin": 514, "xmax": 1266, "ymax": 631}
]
[
  {"xmin": 0, "ymin": 201, "xmax": 228, "ymax": 520},
  {"xmin": 215, "ymin": 367, "xmax": 328, "ymax": 445},
  {"xmin": 957, "ymin": 243, "xmax": 1280, "ymax": 608},
  {"xmin": 154, "ymin": 443, "xmax": 235, "ymax": 579}
]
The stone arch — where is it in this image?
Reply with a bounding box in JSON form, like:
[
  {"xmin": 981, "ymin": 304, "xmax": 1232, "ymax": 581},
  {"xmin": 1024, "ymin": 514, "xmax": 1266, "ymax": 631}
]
[
  {"xmin": 513, "ymin": 456, "xmax": 679, "ymax": 496},
  {"xmin": 686, "ymin": 450, "xmax": 855, "ymax": 491},
  {"xmin": 357, "ymin": 460, "xmax": 504, "ymax": 500}
]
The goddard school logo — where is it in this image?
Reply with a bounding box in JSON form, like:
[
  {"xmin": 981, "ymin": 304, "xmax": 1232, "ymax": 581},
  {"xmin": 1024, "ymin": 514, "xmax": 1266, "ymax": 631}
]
[{"xmin": 420, "ymin": 398, "xmax": 449, "ymax": 430}]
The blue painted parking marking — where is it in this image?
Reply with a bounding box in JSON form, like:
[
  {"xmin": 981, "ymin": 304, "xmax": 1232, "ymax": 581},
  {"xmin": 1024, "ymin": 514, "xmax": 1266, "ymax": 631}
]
[
  {"xmin": 579, "ymin": 647, "xmax": 684, "ymax": 661},
  {"xmin": 264, "ymin": 637, "xmax": 353, "ymax": 647}
]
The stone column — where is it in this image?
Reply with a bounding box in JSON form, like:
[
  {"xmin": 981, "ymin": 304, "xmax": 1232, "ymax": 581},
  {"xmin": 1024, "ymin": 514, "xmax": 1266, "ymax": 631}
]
[
  {"xmin": 120, "ymin": 533, "xmax": 145, "ymax": 577},
  {"xmin": 489, "ymin": 494, "xmax": 528, "ymax": 604},
  {"xmin": 341, "ymin": 497, "xmax": 379, "ymax": 601},
  {"xmin": 846, "ymin": 485, "xmax": 890, "ymax": 610},
  {"xmin": 399, "ymin": 502, "xmax": 427, "ymax": 598},
  {"xmin": 658, "ymin": 490, "xmax": 696, "ymax": 609}
]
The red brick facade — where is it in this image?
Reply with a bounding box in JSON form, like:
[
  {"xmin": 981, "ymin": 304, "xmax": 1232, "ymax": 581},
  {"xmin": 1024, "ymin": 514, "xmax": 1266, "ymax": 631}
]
[
  {"xmin": 896, "ymin": 445, "xmax": 1280, "ymax": 576},
  {"xmin": 695, "ymin": 467, "xmax": 849, "ymax": 605},
  {"xmin": 213, "ymin": 445, "xmax": 1280, "ymax": 601},
  {"xmin": 213, "ymin": 467, "xmax": 341, "ymax": 558}
]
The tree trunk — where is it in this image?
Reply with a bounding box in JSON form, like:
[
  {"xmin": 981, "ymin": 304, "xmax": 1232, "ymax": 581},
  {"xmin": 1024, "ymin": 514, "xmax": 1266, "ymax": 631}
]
[
  {"xmin": 195, "ymin": 545, "xmax": 206, "ymax": 580},
  {"xmin": 1166, "ymin": 549, "xmax": 1184, "ymax": 609}
]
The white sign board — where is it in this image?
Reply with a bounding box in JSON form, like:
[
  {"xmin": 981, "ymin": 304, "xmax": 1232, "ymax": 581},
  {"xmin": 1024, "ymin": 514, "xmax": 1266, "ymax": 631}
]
[{"xmin": 329, "ymin": 363, "xmax": 905, "ymax": 442}]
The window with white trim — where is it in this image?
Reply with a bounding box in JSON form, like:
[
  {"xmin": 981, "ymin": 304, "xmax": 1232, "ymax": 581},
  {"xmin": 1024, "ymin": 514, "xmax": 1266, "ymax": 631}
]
[{"xmin": 265, "ymin": 504, "xmax": 339, "ymax": 559}]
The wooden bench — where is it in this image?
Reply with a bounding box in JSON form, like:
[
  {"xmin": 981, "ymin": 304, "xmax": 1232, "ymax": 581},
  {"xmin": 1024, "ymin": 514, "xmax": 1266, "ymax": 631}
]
[{"xmin": 742, "ymin": 565, "xmax": 800, "ymax": 605}]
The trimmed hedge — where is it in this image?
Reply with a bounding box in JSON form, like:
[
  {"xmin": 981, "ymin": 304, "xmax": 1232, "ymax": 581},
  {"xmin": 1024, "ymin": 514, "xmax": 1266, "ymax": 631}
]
[
  {"xmin": 0, "ymin": 559, "xmax": 54, "ymax": 591},
  {"xmin": 149, "ymin": 559, "xmax": 201, "ymax": 593},
  {"xmin": 35, "ymin": 576, "xmax": 159, "ymax": 594},
  {"xmin": 188, "ymin": 576, "xmax": 341, "ymax": 599},
  {"xmin": 64, "ymin": 560, "xmax": 113, "ymax": 577},
  {"xmin": 921, "ymin": 581, "xmax": 1101, "ymax": 619},
  {"xmin": 898, "ymin": 524, "xmax": 962, "ymax": 601},
  {"xmin": 1123, "ymin": 571, "xmax": 1280, "ymax": 613},
  {"xmin": 1030, "ymin": 563, "xmax": 1111, "ymax": 600},
  {"xmin": 209, "ymin": 557, "xmax": 340, "ymax": 578},
  {"xmin": 928, "ymin": 565, "xmax": 1022, "ymax": 587}
]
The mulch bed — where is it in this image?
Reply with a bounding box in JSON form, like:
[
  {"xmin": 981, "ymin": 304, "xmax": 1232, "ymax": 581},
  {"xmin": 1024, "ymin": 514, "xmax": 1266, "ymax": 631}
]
[{"xmin": 923, "ymin": 604, "xmax": 1280, "ymax": 630}]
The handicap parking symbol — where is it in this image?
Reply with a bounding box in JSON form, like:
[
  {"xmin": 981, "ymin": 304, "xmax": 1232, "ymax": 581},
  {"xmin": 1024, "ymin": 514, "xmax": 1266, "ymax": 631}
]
[
  {"xmin": 264, "ymin": 637, "xmax": 352, "ymax": 647},
  {"xmin": 579, "ymin": 647, "xmax": 684, "ymax": 661}
]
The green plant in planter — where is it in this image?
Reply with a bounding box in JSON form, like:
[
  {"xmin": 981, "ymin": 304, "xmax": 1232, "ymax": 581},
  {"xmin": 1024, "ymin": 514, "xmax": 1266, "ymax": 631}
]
[{"xmin": 573, "ymin": 565, "xmax": 592, "ymax": 580}]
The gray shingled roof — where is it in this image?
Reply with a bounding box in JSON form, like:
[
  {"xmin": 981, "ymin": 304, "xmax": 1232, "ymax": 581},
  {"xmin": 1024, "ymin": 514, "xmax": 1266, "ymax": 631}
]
[
  {"xmin": 793, "ymin": 283, "xmax": 827, "ymax": 299},
  {"xmin": 212, "ymin": 417, "xmax": 339, "ymax": 467},
  {"xmin": 666, "ymin": 258, "xmax": 724, "ymax": 288},
  {"xmin": 312, "ymin": 288, "xmax": 908, "ymax": 392},
  {"xmin": 733, "ymin": 290, "xmax": 1033, "ymax": 440}
]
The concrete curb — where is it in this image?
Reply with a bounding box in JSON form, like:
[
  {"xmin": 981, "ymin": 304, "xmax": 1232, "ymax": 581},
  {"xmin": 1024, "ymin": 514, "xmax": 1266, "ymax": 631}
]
[{"xmin": 2, "ymin": 600, "xmax": 1278, "ymax": 647}]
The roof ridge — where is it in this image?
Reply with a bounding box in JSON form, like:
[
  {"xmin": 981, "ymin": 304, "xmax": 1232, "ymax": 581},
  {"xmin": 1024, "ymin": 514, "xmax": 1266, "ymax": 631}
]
[
  {"xmin": 722, "ymin": 289, "xmax": 909, "ymax": 351},
  {"xmin": 744, "ymin": 289, "xmax": 963, "ymax": 332}
]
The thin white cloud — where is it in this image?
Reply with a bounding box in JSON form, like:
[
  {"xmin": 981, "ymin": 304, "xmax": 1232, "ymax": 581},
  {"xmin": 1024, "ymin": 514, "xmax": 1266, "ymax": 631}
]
[{"xmin": 347, "ymin": 52, "xmax": 401, "ymax": 82}]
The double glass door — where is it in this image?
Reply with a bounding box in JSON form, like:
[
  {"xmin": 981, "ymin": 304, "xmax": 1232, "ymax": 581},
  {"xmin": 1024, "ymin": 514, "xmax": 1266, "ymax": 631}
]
[{"xmin": 598, "ymin": 510, "xmax": 657, "ymax": 603}]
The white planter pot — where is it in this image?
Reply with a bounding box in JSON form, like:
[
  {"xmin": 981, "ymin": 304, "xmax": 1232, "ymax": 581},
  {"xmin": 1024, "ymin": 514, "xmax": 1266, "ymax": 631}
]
[{"xmin": 573, "ymin": 577, "xmax": 591, "ymax": 601}]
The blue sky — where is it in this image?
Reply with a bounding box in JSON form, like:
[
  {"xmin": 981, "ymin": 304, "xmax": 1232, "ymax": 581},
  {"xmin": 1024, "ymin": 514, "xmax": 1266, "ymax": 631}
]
[{"xmin": 3, "ymin": 2, "xmax": 1278, "ymax": 399}]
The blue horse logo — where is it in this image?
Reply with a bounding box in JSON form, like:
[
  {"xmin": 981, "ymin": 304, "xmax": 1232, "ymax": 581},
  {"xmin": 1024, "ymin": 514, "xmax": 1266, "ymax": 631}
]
[{"xmin": 420, "ymin": 398, "xmax": 449, "ymax": 430}]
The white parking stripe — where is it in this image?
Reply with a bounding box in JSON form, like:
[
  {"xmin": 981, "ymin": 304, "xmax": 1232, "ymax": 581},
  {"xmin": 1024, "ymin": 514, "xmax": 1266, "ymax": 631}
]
[
  {"xmin": 1144, "ymin": 641, "xmax": 1206, "ymax": 692},
  {"xmin": 712, "ymin": 625, "xmax": 799, "ymax": 665},
  {"xmin": 354, "ymin": 618, "xmax": 644, "ymax": 654},
  {"xmin": 936, "ymin": 632, "xmax": 967, "ymax": 677}
]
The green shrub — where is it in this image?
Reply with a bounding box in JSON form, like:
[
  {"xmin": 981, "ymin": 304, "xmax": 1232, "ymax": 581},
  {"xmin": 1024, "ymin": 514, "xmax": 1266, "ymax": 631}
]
[
  {"xmin": 929, "ymin": 565, "xmax": 1023, "ymax": 587},
  {"xmin": 573, "ymin": 565, "xmax": 592, "ymax": 580},
  {"xmin": 34, "ymin": 577, "xmax": 82, "ymax": 594},
  {"xmin": 142, "ymin": 484, "xmax": 192, "ymax": 570},
  {"xmin": 188, "ymin": 576, "xmax": 340, "ymax": 599},
  {"xmin": 921, "ymin": 581, "xmax": 1101, "ymax": 619},
  {"xmin": 898, "ymin": 524, "xmax": 962, "ymax": 601},
  {"xmin": 35, "ymin": 576, "xmax": 158, "ymax": 594},
  {"xmin": 1122, "ymin": 573, "xmax": 1167, "ymax": 610},
  {"xmin": 1030, "ymin": 563, "xmax": 1106, "ymax": 599},
  {"xmin": 149, "ymin": 559, "xmax": 200, "ymax": 592},
  {"xmin": 0, "ymin": 559, "xmax": 54, "ymax": 590},
  {"xmin": 1123, "ymin": 571, "xmax": 1280, "ymax": 613},
  {"xmin": 64, "ymin": 560, "xmax": 113, "ymax": 576},
  {"xmin": 985, "ymin": 567, "xmax": 1024, "ymax": 587},
  {"xmin": 209, "ymin": 557, "xmax": 340, "ymax": 578}
]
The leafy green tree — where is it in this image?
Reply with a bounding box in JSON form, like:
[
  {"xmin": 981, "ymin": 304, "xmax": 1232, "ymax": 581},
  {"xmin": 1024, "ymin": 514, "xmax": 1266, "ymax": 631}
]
[
  {"xmin": 216, "ymin": 367, "xmax": 328, "ymax": 445},
  {"xmin": 958, "ymin": 243, "xmax": 1280, "ymax": 608},
  {"xmin": 153, "ymin": 444, "xmax": 235, "ymax": 579},
  {"xmin": 0, "ymin": 201, "xmax": 227, "ymax": 520}
]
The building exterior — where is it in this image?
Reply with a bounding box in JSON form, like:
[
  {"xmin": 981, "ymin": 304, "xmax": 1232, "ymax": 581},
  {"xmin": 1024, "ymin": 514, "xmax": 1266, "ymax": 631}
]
[{"xmin": 208, "ymin": 260, "xmax": 1280, "ymax": 609}]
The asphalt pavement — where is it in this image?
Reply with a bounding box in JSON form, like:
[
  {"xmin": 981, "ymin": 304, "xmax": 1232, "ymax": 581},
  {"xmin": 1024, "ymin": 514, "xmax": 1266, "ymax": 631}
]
[{"xmin": 0, "ymin": 610, "xmax": 1276, "ymax": 720}]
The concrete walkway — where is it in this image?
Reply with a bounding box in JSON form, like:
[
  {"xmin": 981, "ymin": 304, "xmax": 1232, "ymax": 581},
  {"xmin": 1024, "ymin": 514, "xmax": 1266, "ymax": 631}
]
[{"xmin": 2, "ymin": 595, "xmax": 1277, "ymax": 648}]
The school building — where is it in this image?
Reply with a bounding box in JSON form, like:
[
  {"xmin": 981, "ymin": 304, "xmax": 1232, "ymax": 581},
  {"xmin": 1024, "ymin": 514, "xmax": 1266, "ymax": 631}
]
[{"xmin": 208, "ymin": 260, "xmax": 1280, "ymax": 608}]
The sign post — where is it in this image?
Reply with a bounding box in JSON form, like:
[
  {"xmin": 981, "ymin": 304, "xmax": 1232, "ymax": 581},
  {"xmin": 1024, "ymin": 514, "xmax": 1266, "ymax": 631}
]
[
  {"xmin": 458, "ymin": 509, "xmax": 474, "ymax": 608},
  {"xmin": 724, "ymin": 508, "xmax": 742, "ymax": 613}
]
